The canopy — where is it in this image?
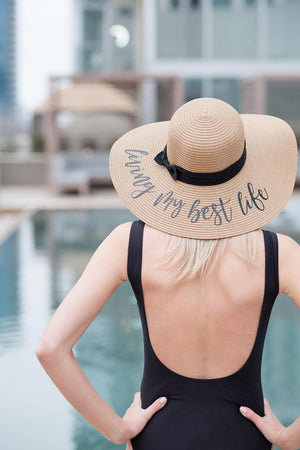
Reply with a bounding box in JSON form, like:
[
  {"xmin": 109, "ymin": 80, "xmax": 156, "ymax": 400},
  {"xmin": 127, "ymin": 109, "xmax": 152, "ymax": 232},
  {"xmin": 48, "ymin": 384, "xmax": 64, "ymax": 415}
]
[{"xmin": 34, "ymin": 82, "xmax": 138, "ymax": 115}]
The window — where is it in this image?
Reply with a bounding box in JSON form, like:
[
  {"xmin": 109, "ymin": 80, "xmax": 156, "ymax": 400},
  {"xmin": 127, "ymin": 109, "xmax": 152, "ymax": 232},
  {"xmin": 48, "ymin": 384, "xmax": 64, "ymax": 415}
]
[
  {"xmin": 171, "ymin": 0, "xmax": 180, "ymax": 9},
  {"xmin": 190, "ymin": 0, "xmax": 200, "ymax": 7},
  {"xmin": 268, "ymin": 0, "xmax": 300, "ymax": 58},
  {"xmin": 213, "ymin": 79, "xmax": 240, "ymax": 111},
  {"xmin": 266, "ymin": 80, "xmax": 300, "ymax": 145},
  {"xmin": 119, "ymin": 7, "xmax": 132, "ymax": 17},
  {"xmin": 157, "ymin": 0, "xmax": 202, "ymax": 58},
  {"xmin": 213, "ymin": 0, "xmax": 230, "ymax": 6},
  {"xmin": 212, "ymin": 0, "xmax": 258, "ymax": 58},
  {"xmin": 82, "ymin": 48, "xmax": 102, "ymax": 72},
  {"xmin": 83, "ymin": 10, "xmax": 102, "ymax": 41},
  {"xmin": 185, "ymin": 79, "xmax": 202, "ymax": 102}
]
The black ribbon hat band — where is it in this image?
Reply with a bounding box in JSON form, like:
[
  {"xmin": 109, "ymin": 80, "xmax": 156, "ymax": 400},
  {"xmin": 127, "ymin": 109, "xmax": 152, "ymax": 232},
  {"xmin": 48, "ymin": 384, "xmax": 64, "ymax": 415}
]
[{"xmin": 154, "ymin": 142, "xmax": 247, "ymax": 186}]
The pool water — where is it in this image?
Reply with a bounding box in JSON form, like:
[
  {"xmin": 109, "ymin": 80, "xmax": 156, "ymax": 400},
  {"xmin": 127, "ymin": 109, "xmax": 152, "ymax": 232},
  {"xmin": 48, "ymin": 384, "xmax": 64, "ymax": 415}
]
[{"xmin": 0, "ymin": 208, "xmax": 300, "ymax": 450}]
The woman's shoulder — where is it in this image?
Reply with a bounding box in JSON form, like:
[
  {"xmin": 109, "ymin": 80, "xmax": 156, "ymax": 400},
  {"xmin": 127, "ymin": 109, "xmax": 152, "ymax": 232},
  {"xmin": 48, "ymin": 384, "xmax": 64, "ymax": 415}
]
[
  {"xmin": 275, "ymin": 232, "xmax": 300, "ymax": 300},
  {"xmin": 276, "ymin": 232, "xmax": 299, "ymax": 254},
  {"xmin": 109, "ymin": 221, "xmax": 134, "ymax": 240},
  {"xmin": 111, "ymin": 221, "xmax": 166, "ymax": 237}
]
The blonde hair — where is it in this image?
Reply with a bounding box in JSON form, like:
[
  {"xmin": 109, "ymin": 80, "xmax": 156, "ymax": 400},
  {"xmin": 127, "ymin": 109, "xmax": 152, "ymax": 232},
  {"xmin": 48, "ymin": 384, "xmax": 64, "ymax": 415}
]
[{"xmin": 159, "ymin": 230, "xmax": 258, "ymax": 282}]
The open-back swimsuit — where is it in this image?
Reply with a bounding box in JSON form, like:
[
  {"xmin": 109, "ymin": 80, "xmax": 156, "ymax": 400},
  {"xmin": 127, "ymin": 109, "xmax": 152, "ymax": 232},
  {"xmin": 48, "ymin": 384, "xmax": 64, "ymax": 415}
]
[{"xmin": 127, "ymin": 220, "xmax": 278, "ymax": 449}]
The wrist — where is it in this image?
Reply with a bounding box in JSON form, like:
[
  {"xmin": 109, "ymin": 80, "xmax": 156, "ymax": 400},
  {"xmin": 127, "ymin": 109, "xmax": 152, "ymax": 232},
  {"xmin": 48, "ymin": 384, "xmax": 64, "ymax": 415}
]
[
  {"xmin": 116, "ymin": 419, "xmax": 133, "ymax": 445},
  {"xmin": 277, "ymin": 426, "xmax": 294, "ymax": 450},
  {"xmin": 108, "ymin": 418, "xmax": 132, "ymax": 445}
]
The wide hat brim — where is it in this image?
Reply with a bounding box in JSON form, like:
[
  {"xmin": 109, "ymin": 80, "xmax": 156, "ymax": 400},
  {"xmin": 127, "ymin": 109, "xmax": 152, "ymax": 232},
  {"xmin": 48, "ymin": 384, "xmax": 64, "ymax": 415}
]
[{"xmin": 109, "ymin": 114, "xmax": 298, "ymax": 239}]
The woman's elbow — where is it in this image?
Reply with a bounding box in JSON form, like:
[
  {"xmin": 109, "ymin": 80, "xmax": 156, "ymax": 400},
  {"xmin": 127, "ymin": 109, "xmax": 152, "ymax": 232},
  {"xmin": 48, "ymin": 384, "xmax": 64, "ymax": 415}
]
[{"xmin": 35, "ymin": 339, "xmax": 65, "ymax": 360}]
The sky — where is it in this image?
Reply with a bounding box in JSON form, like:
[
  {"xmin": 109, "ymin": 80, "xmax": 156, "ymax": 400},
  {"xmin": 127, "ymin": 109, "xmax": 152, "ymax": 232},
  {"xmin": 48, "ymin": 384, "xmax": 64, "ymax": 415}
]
[{"xmin": 17, "ymin": 0, "xmax": 74, "ymax": 113}]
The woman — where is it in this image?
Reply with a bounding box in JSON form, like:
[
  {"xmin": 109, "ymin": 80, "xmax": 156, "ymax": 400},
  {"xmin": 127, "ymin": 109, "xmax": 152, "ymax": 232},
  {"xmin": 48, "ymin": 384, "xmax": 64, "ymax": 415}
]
[{"xmin": 36, "ymin": 98, "xmax": 300, "ymax": 449}]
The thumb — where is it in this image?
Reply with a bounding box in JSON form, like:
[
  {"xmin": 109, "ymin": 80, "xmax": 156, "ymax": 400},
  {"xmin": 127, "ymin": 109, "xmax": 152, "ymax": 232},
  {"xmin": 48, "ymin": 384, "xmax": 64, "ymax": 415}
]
[
  {"xmin": 144, "ymin": 396, "xmax": 167, "ymax": 419},
  {"xmin": 240, "ymin": 405, "xmax": 266, "ymax": 432},
  {"xmin": 240, "ymin": 399, "xmax": 287, "ymax": 447}
]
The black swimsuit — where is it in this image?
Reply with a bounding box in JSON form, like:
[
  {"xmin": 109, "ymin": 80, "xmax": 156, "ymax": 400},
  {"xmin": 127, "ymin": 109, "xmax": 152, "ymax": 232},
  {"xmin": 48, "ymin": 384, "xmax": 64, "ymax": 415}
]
[{"xmin": 128, "ymin": 220, "xmax": 278, "ymax": 450}]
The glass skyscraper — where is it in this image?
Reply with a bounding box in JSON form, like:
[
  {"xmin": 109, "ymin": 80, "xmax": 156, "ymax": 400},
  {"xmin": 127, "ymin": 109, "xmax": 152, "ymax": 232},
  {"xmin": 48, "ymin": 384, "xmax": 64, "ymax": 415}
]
[{"xmin": 0, "ymin": 0, "xmax": 16, "ymax": 115}]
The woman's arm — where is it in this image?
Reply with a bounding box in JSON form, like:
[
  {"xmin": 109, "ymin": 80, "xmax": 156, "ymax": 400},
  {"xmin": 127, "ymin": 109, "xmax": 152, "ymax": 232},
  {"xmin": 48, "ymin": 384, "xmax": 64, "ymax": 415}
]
[
  {"xmin": 240, "ymin": 233, "xmax": 300, "ymax": 450},
  {"xmin": 278, "ymin": 233, "xmax": 300, "ymax": 304},
  {"xmin": 35, "ymin": 221, "xmax": 167, "ymax": 444}
]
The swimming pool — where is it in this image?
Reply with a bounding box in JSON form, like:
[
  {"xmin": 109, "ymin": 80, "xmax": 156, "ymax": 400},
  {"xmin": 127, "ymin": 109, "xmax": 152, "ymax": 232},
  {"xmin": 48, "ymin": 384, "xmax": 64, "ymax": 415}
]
[{"xmin": 0, "ymin": 207, "xmax": 299, "ymax": 450}]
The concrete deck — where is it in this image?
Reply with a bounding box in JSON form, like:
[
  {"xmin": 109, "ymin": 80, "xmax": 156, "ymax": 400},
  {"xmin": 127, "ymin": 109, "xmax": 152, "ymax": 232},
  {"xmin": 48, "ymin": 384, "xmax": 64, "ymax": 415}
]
[
  {"xmin": 0, "ymin": 185, "xmax": 125, "ymax": 211},
  {"xmin": 0, "ymin": 185, "xmax": 126, "ymax": 244}
]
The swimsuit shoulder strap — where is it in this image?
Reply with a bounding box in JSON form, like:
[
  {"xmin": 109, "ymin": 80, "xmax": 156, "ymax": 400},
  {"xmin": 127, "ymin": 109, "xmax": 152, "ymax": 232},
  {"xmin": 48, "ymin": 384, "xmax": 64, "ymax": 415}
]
[
  {"xmin": 237, "ymin": 229, "xmax": 279, "ymax": 376},
  {"xmin": 127, "ymin": 219, "xmax": 145, "ymax": 304},
  {"xmin": 262, "ymin": 229, "xmax": 279, "ymax": 303},
  {"xmin": 250, "ymin": 229, "xmax": 279, "ymax": 355}
]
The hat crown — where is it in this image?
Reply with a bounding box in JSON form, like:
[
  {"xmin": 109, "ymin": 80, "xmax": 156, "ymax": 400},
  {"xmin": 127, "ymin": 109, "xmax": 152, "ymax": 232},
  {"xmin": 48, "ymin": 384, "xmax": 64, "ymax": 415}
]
[{"xmin": 167, "ymin": 98, "xmax": 245, "ymax": 173}]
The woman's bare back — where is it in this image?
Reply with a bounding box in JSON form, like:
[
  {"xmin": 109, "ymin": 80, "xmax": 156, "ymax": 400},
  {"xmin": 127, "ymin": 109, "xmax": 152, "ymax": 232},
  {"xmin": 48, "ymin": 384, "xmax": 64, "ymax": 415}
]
[{"xmin": 140, "ymin": 224, "xmax": 285, "ymax": 380}]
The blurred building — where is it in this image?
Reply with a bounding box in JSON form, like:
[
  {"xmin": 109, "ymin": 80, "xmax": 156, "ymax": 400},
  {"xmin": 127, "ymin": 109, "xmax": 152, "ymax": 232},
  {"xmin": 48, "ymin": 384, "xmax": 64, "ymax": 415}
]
[
  {"xmin": 0, "ymin": 0, "xmax": 16, "ymax": 142},
  {"xmin": 73, "ymin": 0, "xmax": 300, "ymax": 142},
  {"xmin": 0, "ymin": 0, "xmax": 16, "ymax": 112},
  {"xmin": 143, "ymin": 0, "xmax": 300, "ymax": 140}
]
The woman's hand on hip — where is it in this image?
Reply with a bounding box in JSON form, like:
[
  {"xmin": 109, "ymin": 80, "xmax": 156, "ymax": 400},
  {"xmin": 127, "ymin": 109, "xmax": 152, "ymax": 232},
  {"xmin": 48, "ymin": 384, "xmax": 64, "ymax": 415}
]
[
  {"xmin": 240, "ymin": 398, "xmax": 291, "ymax": 450},
  {"xmin": 122, "ymin": 392, "xmax": 167, "ymax": 449}
]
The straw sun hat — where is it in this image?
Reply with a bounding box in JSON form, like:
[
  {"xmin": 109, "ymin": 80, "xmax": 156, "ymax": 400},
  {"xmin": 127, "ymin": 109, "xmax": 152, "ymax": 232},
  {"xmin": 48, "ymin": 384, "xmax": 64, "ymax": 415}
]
[{"xmin": 109, "ymin": 97, "xmax": 298, "ymax": 239}]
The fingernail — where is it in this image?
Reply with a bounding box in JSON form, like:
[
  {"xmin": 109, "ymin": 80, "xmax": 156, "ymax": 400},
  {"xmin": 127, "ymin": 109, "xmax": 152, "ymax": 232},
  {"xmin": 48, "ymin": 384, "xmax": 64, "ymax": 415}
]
[
  {"xmin": 160, "ymin": 397, "xmax": 167, "ymax": 405},
  {"xmin": 240, "ymin": 406, "xmax": 247, "ymax": 415}
]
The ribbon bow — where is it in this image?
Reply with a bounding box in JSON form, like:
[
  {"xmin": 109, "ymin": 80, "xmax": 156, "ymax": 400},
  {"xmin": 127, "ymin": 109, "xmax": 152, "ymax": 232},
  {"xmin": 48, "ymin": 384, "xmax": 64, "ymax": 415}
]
[{"xmin": 153, "ymin": 146, "xmax": 178, "ymax": 181}]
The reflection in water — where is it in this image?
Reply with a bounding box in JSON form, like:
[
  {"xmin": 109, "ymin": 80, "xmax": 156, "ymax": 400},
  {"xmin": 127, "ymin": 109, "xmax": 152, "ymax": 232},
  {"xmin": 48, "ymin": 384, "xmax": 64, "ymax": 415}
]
[
  {"xmin": 0, "ymin": 231, "xmax": 19, "ymax": 317},
  {"xmin": 0, "ymin": 205, "xmax": 299, "ymax": 450}
]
